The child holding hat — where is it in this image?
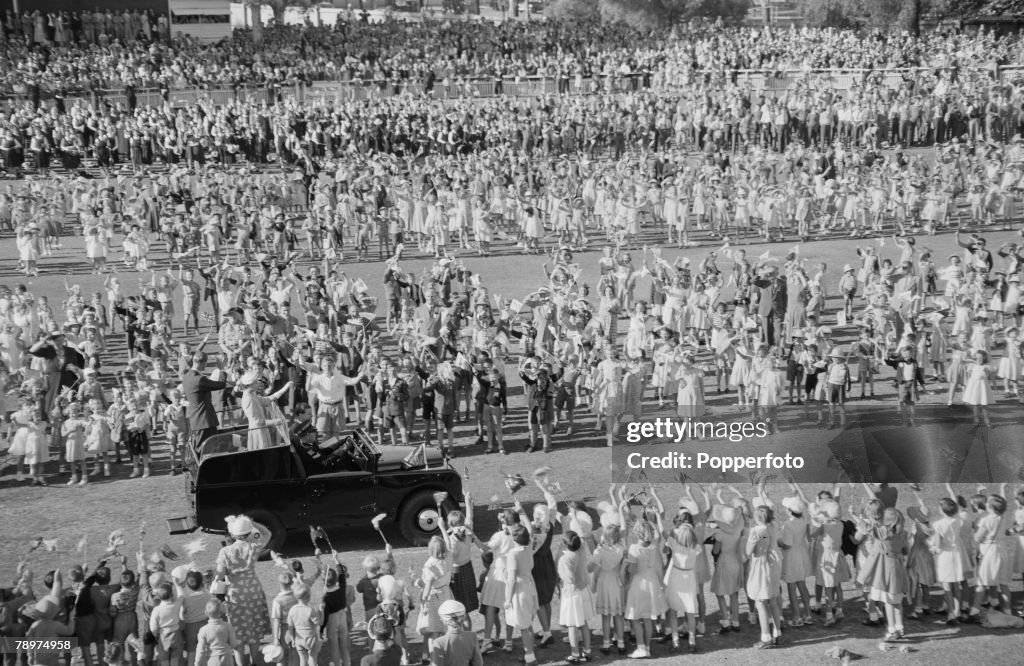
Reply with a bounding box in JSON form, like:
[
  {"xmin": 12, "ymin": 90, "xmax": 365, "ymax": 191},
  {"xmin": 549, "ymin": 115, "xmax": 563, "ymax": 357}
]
[{"xmin": 195, "ymin": 599, "xmax": 242, "ymax": 666}]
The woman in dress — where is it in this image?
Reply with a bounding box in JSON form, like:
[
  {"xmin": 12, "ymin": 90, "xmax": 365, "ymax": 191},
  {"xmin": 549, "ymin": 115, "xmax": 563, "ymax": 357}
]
[
  {"xmin": 558, "ymin": 531, "xmax": 595, "ymax": 663},
  {"xmin": 215, "ymin": 515, "xmax": 272, "ymax": 666},
  {"xmin": 623, "ymin": 518, "xmax": 667, "ymax": 659},
  {"xmin": 664, "ymin": 515, "xmax": 700, "ymax": 653},
  {"xmin": 504, "ymin": 524, "xmax": 539, "ymax": 665},
  {"xmin": 415, "ymin": 536, "xmax": 452, "ymax": 663},
  {"xmin": 962, "ymin": 349, "xmax": 994, "ymax": 427},
  {"xmin": 746, "ymin": 504, "xmax": 784, "ymax": 649},
  {"xmin": 528, "ymin": 502, "xmax": 558, "ymax": 648},
  {"xmin": 239, "ymin": 377, "xmax": 292, "ymax": 451}
]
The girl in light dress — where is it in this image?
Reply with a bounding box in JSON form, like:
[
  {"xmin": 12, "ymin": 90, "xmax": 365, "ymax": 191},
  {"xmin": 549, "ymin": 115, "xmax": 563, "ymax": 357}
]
[
  {"xmin": 962, "ymin": 349, "xmax": 994, "ymax": 427},
  {"xmin": 709, "ymin": 305, "xmax": 733, "ymax": 393},
  {"xmin": 709, "ymin": 499, "xmax": 746, "ymax": 635},
  {"xmin": 623, "ymin": 518, "xmax": 667, "ymax": 659},
  {"xmin": 650, "ymin": 328, "xmax": 679, "ymax": 407},
  {"xmin": 593, "ymin": 349, "xmax": 625, "ymax": 448},
  {"xmin": 809, "ymin": 499, "xmax": 849, "ymax": 627},
  {"xmin": 663, "ymin": 514, "xmax": 701, "ymax": 653},
  {"xmin": 8, "ymin": 397, "xmax": 47, "ymax": 484},
  {"xmin": 504, "ymin": 524, "xmax": 539, "ymax": 666},
  {"xmin": 915, "ymin": 493, "xmax": 969, "ymax": 624},
  {"xmin": 746, "ymin": 504, "xmax": 784, "ymax": 650},
  {"xmin": 674, "ymin": 350, "xmax": 706, "ymax": 427},
  {"xmin": 588, "ymin": 524, "xmax": 625, "ymax": 655},
  {"xmin": 623, "ymin": 302, "xmax": 650, "ymax": 361},
  {"xmin": 730, "ymin": 332, "xmax": 757, "ymax": 409},
  {"xmin": 860, "ymin": 507, "xmax": 910, "ymax": 643},
  {"xmin": 757, "ymin": 351, "xmax": 787, "ymax": 434},
  {"xmin": 61, "ymin": 401, "xmax": 90, "ymax": 487},
  {"xmin": 970, "ymin": 494, "xmax": 1016, "ymax": 620},
  {"xmin": 478, "ymin": 514, "xmax": 514, "ymax": 653},
  {"xmin": 996, "ymin": 327, "xmax": 1021, "ymax": 396},
  {"xmin": 904, "ymin": 503, "xmax": 936, "ymax": 620},
  {"xmin": 415, "ymin": 536, "xmax": 453, "ymax": 663},
  {"xmin": 558, "ymin": 531, "xmax": 595, "ymax": 664},
  {"xmin": 946, "ymin": 331, "xmax": 970, "ymax": 405},
  {"xmin": 778, "ymin": 496, "xmax": 813, "ymax": 627}
]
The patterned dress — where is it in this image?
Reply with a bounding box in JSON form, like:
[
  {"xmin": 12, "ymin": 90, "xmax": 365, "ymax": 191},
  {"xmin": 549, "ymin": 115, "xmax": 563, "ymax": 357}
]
[{"xmin": 215, "ymin": 541, "xmax": 272, "ymax": 644}]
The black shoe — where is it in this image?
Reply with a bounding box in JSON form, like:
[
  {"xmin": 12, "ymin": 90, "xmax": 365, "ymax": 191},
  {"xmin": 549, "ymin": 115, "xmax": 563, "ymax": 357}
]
[{"xmin": 862, "ymin": 618, "xmax": 883, "ymax": 627}]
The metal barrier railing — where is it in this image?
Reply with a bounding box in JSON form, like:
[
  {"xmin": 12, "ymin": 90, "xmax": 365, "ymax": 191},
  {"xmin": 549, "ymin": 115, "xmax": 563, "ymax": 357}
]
[{"xmin": 2, "ymin": 65, "xmax": 1012, "ymax": 116}]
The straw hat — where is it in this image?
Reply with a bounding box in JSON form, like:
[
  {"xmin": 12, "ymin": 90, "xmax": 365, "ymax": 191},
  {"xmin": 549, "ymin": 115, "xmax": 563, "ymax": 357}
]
[{"xmin": 261, "ymin": 645, "xmax": 284, "ymax": 664}]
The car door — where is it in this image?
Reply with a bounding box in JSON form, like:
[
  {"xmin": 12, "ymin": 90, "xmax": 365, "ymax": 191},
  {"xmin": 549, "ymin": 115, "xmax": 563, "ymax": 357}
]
[{"xmin": 305, "ymin": 470, "xmax": 377, "ymax": 528}]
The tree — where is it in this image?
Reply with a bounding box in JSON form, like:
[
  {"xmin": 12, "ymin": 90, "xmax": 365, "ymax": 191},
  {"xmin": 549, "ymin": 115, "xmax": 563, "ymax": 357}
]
[
  {"xmin": 547, "ymin": 0, "xmax": 750, "ymax": 28},
  {"xmin": 545, "ymin": 0, "xmax": 602, "ymax": 22}
]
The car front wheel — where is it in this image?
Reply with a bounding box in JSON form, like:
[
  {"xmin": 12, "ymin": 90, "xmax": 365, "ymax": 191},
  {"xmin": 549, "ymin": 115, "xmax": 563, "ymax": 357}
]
[
  {"xmin": 247, "ymin": 509, "xmax": 286, "ymax": 560},
  {"xmin": 398, "ymin": 489, "xmax": 453, "ymax": 546}
]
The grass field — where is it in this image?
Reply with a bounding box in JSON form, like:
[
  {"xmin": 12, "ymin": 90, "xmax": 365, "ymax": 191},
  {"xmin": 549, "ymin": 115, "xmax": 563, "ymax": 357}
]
[{"xmin": 1, "ymin": 206, "xmax": 1023, "ymax": 664}]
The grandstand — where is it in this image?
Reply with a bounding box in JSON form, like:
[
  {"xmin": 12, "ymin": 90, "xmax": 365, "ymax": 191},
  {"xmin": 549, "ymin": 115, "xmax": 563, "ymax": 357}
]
[{"xmin": 745, "ymin": 0, "xmax": 805, "ymax": 27}]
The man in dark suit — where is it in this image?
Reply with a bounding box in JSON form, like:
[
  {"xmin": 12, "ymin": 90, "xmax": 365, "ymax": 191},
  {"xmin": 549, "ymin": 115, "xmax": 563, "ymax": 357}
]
[
  {"xmin": 180, "ymin": 351, "xmax": 232, "ymax": 448},
  {"xmin": 30, "ymin": 329, "xmax": 86, "ymax": 416}
]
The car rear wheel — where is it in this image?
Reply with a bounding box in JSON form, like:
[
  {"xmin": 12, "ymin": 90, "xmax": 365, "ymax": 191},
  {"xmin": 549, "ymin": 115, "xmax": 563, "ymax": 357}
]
[
  {"xmin": 247, "ymin": 509, "xmax": 286, "ymax": 561},
  {"xmin": 398, "ymin": 490, "xmax": 454, "ymax": 546}
]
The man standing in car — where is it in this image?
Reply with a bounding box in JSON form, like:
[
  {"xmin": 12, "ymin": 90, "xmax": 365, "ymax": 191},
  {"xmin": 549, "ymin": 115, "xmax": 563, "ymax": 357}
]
[{"xmin": 181, "ymin": 350, "xmax": 232, "ymax": 448}]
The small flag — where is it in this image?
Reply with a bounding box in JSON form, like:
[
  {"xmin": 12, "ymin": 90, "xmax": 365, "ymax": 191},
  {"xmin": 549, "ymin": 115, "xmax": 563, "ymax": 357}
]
[
  {"xmin": 183, "ymin": 537, "xmax": 207, "ymax": 558},
  {"xmin": 76, "ymin": 535, "xmax": 88, "ymax": 553},
  {"xmin": 43, "ymin": 539, "xmax": 59, "ymax": 553}
]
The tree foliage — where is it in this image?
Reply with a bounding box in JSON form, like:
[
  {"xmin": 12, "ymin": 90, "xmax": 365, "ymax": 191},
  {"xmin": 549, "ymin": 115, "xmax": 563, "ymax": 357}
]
[
  {"xmin": 546, "ymin": 0, "xmax": 751, "ymax": 28},
  {"xmin": 797, "ymin": 0, "xmax": 936, "ymax": 33}
]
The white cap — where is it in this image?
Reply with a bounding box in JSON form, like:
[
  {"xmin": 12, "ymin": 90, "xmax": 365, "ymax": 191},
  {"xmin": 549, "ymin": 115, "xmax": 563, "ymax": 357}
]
[
  {"xmin": 225, "ymin": 515, "xmax": 254, "ymax": 537},
  {"xmin": 438, "ymin": 599, "xmax": 466, "ymax": 616}
]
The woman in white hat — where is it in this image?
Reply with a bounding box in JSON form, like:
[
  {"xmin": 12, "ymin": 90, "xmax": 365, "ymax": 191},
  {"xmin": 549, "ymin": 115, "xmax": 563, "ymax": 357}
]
[
  {"xmin": 239, "ymin": 375, "xmax": 292, "ymax": 451},
  {"xmin": 215, "ymin": 515, "xmax": 271, "ymax": 666}
]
